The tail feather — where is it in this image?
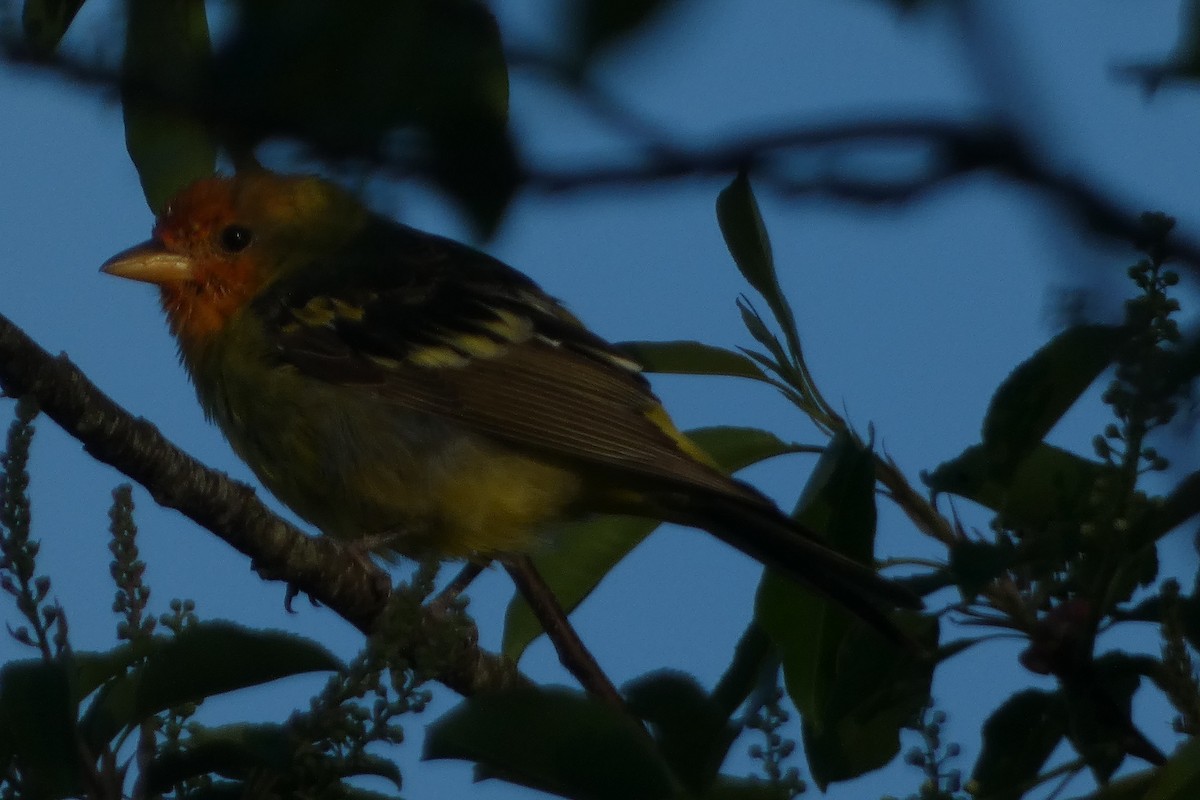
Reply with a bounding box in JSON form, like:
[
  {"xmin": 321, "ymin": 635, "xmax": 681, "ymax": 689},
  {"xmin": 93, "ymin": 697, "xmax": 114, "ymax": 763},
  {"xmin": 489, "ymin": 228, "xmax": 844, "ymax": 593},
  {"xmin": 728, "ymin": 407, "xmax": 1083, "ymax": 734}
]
[{"xmin": 674, "ymin": 493, "xmax": 923, "ymax": 649}]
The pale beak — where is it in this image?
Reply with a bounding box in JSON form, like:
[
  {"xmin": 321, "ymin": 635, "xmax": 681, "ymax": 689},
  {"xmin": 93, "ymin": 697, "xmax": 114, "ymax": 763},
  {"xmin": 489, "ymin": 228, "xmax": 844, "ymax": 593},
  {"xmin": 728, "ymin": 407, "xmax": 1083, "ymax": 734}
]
[{"xmin": 101, "ymin": 239, "xmax": 195, "ymax": 285}]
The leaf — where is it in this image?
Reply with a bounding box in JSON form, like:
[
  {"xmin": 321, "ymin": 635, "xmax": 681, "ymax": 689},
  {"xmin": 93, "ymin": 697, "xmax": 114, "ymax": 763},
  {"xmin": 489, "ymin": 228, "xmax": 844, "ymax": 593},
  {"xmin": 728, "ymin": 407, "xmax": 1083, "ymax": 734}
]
[
  {"xmin": 710, "ymin": 623, "xmax": 774, "ymax": 720},
  {"xmin": 755, "ymin": 431, "xmax": 934, "ymax": 788},
  {"xmin": 687, "ymin": 427, "xmax": 813, "ymax": 474},
  {"xmin": 81, "ymin": 622, "xmax": 340, "ymax": 749},
  {"xmin": 21, "ymin": 0, "xmax": 87, "ymax": 54},
  {"xmin": 0, "ymin": 659, "xmax": 82, "ymax": 797},
  {"xmin": 718, "ymin": 174, "xmax": 803, "ymax": 359},
  {"xmin": 970, "ymin": 689, "xmax": 1066, "ymax": 800},
  {"xmin": 1065, "ymin": 653, "xmax": 1162, "ymax": 784},
  {"xmin": 617, "ymin": 340, "xmax": 770, "ymax": 382},
  {"xmin": 424, "ymin": 687, "xmax": 675, "ymax": 800},
  {"xmin": 146, "ymin": 723, "xmax": 403, "ymax": 792},
  {"xmin": 700, "ymin": 777, "xmax": 795, "ymax": 800},
  {"xmin": 625, "ymin": 671, "xmax": 738, "ymax": 795},
  {"xmin": 981, "ymin": 325, "xmax": 1128, "ymax": 480},
  {"xmin": 501, "ymin": 515, "xmax": 660, "ymax": 660},
  {"xmin": 214, "ymin": 0, "xmax": 514, "ymax": 234},
  {"xmin": 1144, "ymin": 737, "xmax": 1200, "ymax": 800},
  {"xmin": 576, "ymin": 0, "xmax": 687, "ymax": 62},
  {"xmin": 145, "ymin": 724, "xmax": 292, "ymax": 790},
  {"xmin": 502, "ymin": 426, "xmax": 802, "ymax": 660},
  {"xmin": 122, "ymin": 0, "xmax": 216, "ymax": 213},
  {"xmin": 948, "ymin": 539, "xmax": 1018, "ymax": 599},
  {"xmin": 925, "ymin": 443, "xmax": 1109, "ymax": 530}
]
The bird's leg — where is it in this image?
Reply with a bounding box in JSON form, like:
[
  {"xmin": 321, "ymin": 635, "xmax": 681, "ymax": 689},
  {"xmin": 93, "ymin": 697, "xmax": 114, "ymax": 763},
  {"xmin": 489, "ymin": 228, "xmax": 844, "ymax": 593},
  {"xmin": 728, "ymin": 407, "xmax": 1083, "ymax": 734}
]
[{"xmin": 501, "ymin": 554, "xmax": 626, "ymax": 711}]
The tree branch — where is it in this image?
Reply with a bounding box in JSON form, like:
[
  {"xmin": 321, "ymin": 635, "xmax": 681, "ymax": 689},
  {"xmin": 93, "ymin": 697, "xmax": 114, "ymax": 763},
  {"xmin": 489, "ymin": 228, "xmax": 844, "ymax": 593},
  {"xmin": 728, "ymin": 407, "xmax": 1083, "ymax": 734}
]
[{"xmin": 0, "ymin": 310, "xmax": 521, "ymax": 698}]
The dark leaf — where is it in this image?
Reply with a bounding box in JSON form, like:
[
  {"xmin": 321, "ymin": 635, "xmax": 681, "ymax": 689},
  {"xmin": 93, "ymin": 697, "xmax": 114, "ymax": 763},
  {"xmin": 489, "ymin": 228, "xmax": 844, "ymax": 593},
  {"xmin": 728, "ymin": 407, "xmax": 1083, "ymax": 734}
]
[
  {"xmin": 949, "ymin": 539, "xmax": 1017, "ymax": 599},
  {"xmin": 1065, "ymin": 653, "xmax": 1163, "ymax": 782},
  {"xmin": 710, "ymin": 623, "xmax": 774, "ymax": 720},
  {"xmin": 970, "ymin": 689, "xmax": 1066, "ymax": 800},
  {"xmin": 0, "ymin": 659, "xmax": 81, "ymax": 797},
  {"xmin": 145, "ymin": 724, "xmax": 292, "ymax": 790},
  {"xmin": 214, "ymin": 0, "xmax": 513, "ymax": 234},
  {"xmin": 425, "ymin": 687, "xmax": 674, "ymax": 800},
  {"xmin": 755, "ymin": 432, "xmax": 934, "ymax": 788},
  {"xmin": 577, "ymin": 0, "xmax": 687, "ymax": 62},
  {"xmin": 700, "ymin": 777, "xmax": 795, "ymax": 800},
  {"xmin": 21, "ymin": 0, "xmax": 87, "ymax": 54},
  {"xmin": 81, "ymin": 622, "xmax": 340, "ymax": 749},
  {"xmin": 925, "ymin": 443, "xmax": 1109, "ymax": 531},
  {"xmin": 981, "ymin": 325, "xmax": 1128, "ymax": 481},
  {"xmin": 625, "ymin": 671, "xmax": 738, "ymax": 795}
]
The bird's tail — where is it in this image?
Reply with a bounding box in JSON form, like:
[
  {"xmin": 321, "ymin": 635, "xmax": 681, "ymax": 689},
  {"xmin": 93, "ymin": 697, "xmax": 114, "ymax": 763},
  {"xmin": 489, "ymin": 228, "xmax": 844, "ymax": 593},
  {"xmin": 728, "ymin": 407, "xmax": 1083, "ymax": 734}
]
[{"xmin": 671, "ymin": 492, "xmax": 923, "ymax": 649}]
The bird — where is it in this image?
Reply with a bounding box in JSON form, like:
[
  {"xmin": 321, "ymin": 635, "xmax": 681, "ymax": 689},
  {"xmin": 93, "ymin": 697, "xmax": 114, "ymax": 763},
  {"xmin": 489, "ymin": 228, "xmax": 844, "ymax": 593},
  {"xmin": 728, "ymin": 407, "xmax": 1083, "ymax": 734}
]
[{"xmin": 101, "ymin": 170, "xmax": 921, "ymax": 640}]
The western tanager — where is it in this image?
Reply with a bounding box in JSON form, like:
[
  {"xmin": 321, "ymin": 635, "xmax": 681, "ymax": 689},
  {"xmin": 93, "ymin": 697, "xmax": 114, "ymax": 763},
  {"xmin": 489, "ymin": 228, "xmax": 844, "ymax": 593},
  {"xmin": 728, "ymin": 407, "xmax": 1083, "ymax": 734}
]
[{"xmin": 102, "ymin": 171, "xmax": 918, "ymax": 634}]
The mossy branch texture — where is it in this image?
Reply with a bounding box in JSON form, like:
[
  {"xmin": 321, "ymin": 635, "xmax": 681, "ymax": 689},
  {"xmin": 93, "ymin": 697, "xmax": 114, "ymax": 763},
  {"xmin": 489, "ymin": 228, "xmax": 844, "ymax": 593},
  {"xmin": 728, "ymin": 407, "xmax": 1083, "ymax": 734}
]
[{"xmin": 0, "ymin": 308, "xmax": 520, "ymax": 697}]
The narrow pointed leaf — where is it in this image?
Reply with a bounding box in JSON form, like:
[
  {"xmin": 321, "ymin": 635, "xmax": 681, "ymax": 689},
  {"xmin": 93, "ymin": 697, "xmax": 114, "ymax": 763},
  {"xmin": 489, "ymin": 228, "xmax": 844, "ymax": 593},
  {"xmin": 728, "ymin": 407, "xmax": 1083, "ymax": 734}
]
[
  {"xmin": 617, "ymin": 340, "xmax": 770, "ymax": 382},
  {"xmin": 22, "ymin": 0, "xmax": 87, "ymax": 54},
  {"xmin": 718, "ymin": 173, "xmax": 801, "ymax": 357}
]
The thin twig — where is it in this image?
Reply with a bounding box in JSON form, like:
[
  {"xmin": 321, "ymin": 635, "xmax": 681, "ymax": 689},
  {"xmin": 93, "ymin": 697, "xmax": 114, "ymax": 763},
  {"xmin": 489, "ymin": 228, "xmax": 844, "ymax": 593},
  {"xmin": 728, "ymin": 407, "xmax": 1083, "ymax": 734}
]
[{"xmin": 501, "ymin": 554, "xmax": 626, "ymax": 711}]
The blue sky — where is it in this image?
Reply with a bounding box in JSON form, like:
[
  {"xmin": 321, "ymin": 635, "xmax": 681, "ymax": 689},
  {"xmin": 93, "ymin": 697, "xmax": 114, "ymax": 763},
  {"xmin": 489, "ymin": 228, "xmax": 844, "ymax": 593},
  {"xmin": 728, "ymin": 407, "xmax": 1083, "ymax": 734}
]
[{"xmin": 2, "ymin": 1, "xmax": 1199, "ymax": 797}]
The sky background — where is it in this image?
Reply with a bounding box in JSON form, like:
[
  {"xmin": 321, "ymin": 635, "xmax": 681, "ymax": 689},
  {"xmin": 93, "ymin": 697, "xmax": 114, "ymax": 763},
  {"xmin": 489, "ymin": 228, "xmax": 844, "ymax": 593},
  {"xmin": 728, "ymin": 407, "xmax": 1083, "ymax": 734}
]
[{"xmin": 2, "ymin": 1, "xmax": 1200, "ymax": 798}]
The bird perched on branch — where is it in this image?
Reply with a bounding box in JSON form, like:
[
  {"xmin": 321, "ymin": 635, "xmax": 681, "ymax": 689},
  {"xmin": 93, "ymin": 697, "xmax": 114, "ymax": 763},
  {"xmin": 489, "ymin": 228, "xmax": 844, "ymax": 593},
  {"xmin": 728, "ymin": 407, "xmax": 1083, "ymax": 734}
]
[{"xmin": 102, "ymin": 171, "xmax": 920, "ymax": 638}]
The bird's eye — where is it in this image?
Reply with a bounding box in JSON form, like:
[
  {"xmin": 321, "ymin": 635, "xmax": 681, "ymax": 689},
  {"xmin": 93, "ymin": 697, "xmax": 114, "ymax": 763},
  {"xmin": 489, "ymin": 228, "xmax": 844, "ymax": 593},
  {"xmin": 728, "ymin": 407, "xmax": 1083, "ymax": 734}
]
[{"xmin": 219, "ymin": 225, "xmax": 254, "ymax": 253}]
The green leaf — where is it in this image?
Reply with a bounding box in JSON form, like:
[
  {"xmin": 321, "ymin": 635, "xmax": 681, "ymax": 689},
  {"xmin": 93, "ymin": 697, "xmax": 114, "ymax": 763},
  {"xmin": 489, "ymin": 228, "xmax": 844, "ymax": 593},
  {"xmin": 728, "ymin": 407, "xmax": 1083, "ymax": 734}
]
[
  {"xmin": 81, "ymin": 622, "xmax": 340, "ymax": 749},
  {"xmin": 1144, "ymin": 737, "xmax": 1200, "ymax": 800},
  {"xmin": 1068, "ymin": 770, "xmax": 1156, "ymax": 800},
  {"xmin": 925, "ymin": 443, "xmax": 1109, "ymax": 530},
  {"xmin": 625, "ymin": 671, "xmax": 738, "ymax": 795},
  {"xmin": 687, "ymin": 426, "xmax": 813, "ymax": 474},
  {"xmin": 0, "ymin": 659, "xmax": 82, "ymax": 797},
  {"xmin": 502, "ymin": 426, "xmax": 801, "ymax": 661},
  {"xmin": 21, "ymin": 0, "xmax": 87, "ymax": 54},
  {"xmin": 122, "ymin": 0, "xmax": 216, "ymax": 213},
  {"xmin": 981, "ymin": 325, "xmax": 1128, "ymax": 480},
  {"xmin": 970, "ymin": 689, "xmax": 1066, "ymax": 800},
  {"xmin": 755, "ymin": 432, "xmax": 934, "ymax": 788},
  {"xmin": 617, "ymin": 340, "xmax": 770, "ymax": 382},
  {"xmin": 501, "ymin": 514, "xmax": 660, "ymax": 661},
  {"xmin": 718, "ymin": 174, "xmax": 802, "ymax": 359},
  {"xmin": 145, "ymin": 723, "xmax": 292, "ymax": 789},
  {"xmin": 424, "ymin": 687, "xmax": 675, "ymax": 800}
]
